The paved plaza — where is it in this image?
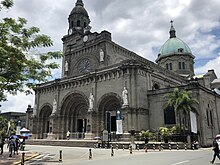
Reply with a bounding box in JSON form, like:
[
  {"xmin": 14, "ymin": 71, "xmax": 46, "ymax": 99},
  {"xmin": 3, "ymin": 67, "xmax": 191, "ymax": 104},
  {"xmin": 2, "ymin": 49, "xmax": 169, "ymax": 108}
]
[{"xmin": 0, "ymin": 144, "xmax": 215, "ymax": 165}]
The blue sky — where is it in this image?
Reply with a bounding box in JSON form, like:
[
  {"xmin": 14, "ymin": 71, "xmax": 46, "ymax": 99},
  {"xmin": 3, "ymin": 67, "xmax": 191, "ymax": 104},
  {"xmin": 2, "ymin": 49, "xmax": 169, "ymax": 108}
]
[{"xmin": 1, "ymin": 0, "xmax": 220, "ymax": 113}]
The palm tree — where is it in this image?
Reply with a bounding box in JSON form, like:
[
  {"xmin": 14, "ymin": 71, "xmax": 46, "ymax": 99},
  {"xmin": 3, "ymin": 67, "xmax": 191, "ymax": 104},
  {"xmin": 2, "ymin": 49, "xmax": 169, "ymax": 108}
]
[{"xmin": 165, "ymin": 88, "xmax": 198, "ymax": 134}]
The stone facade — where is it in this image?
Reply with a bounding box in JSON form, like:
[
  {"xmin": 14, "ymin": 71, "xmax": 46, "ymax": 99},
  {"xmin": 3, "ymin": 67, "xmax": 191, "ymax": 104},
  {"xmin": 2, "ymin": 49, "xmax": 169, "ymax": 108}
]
[{"xmin": 29, "ymin": 0, "xmax": 220, "ymax": 147}]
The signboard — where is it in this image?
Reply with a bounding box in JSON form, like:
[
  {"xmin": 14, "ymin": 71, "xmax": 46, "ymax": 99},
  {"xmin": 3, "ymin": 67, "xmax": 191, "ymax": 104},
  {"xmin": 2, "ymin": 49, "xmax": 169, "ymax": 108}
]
[{"xmin": 102, "ymin": 130, "xmax": 109, "ymax": 141}]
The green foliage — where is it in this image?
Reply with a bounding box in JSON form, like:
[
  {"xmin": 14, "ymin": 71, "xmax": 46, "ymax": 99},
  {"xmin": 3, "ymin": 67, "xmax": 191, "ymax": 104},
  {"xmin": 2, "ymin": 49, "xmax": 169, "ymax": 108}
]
[
  {"xmin": 170, "ymin": 125, "xmax": 182, "ymax": 134},
  {"xmin": 158, "ymin": 127, "xmax": 171, "ymax": 141},
  {"xmin": 0, "ymin": 0, "xmax": 63, "ymax": 103},
  {"xmin": 0, "ymin": 116, "xmax": 15, "ymax": 137},
  {"xmin": 165, "ymin": 88, "xmax": 198, "ymax": 115},
  {"xmin": 141, "ymin": 130, "xmax": 152, "ymax": 139},
  {"xmin": 0, "ymin": 0, "xmax": 13, "ymax": 10},
  {"xmin": 164, "ymin": 88, "xmax": 198, "ymax": 132}
]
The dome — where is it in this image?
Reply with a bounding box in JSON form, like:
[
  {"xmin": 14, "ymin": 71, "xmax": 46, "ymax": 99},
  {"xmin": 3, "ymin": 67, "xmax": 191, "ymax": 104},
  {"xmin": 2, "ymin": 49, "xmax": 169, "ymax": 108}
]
[
  {"xmin": 156, "ymin": 21, "xmax": 194, "ymax": 62},
  {"xmin": 70, "ymin": 0, "xmax": 89, "ymax": 17},
  {"xmin": 158, "ymin": 37, "xmax": 192, "ymax": 57}
]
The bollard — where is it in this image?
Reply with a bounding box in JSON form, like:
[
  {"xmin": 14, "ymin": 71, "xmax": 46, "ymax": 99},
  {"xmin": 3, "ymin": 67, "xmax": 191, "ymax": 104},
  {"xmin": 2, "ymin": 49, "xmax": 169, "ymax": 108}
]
[
  {"xmin": 94, "ymin": 143, "xmax": 96, "ymax": 149},
  {"xmin": 176, "ymin": 143, "xmax": 179, "ymax": 150},
  {"xmin": 153, "ymin": 143, "xmax": 155, "ymax": 151},
  {"xmin": 105, "ymin": 143, "xmax": 107, "ymax": 149},
  {"xmin": 89, "ymin": 149, "xmax": 92, "ymax": 160},
  {"xmin": 160, "ymin": 143, "xmax": 163, "ymax": 151},
  {"xmin": 129, "ymin": 145, "xmax": 132, "ymax": 154},
  {"xmin": 111, "ymin": 146, "xmax": 114, "ymax": 157},
  {"xmin": 21, "ymin": 152, "xmax": 25, "ymax": 165},
  {"xmin": 59, "ymin": 150, "xmax": 62, "ymax": 162},
  {"xmin": 192, "ymin": 143, "xmax": 195, "ymax": 150},
  {"xmin": 136, "ymin": 144, "xmax": 139, "ymax": 151},
  {"xmin": 184, "ymin": 143, "xmax": 187, "ymax": 150},
  {"xmin": 116, "ymin": 144, "xmax": 118, "ymax": 150},
  {"xmin": 169, "ymin": 143, "xmax": 171, "ymax": 150},
  {"xmin": 122, "ymin": 144, "xmax": 125, "ymax": 150},
  {"xmin": 145, "ymin": 145, "xmax": 148, "ymax": 152}
]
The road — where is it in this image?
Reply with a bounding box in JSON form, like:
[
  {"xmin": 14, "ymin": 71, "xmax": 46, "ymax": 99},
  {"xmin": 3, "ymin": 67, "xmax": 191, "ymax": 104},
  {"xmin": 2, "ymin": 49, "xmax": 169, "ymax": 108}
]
[{"xmin": 24, "ymin": 145, "xmax": 218, "ymax": 165}]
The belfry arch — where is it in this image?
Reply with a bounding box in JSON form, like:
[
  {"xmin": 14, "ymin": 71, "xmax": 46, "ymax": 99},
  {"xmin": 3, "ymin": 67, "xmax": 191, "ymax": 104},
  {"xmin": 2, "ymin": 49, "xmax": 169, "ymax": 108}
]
[
  {"xmin": 39, "ymin": 104, "xmax": 52, "ymax": 139},
  {"xmin": 60, "ymin": 92, "xmax": 89, "ymax": 139}
]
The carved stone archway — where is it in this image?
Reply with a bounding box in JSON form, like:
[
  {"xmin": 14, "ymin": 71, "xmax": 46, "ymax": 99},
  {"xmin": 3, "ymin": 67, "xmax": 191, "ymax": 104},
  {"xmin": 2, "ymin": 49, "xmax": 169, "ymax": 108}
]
[{"xmin": 60, "ymin": 92, "xmax": 88, "ymax": 139}]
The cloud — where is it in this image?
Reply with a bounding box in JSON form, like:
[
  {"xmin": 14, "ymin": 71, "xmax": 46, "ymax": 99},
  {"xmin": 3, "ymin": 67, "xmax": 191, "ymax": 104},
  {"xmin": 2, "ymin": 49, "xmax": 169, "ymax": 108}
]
[{"xmin": 195, "ymin": 54, "xmax": 220, "ymax": 77}]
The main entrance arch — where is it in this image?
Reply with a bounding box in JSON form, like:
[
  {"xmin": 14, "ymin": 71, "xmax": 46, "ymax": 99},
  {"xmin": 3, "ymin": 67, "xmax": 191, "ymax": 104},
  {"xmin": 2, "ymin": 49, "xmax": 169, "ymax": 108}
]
[{"xmin": 60, "ymin": 92, "xmax": 88, "ymax": 139}]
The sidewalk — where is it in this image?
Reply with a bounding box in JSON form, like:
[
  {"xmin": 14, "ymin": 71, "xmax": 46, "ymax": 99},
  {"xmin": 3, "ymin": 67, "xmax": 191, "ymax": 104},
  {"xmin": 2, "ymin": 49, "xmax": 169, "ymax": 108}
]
[{"xmin": 0, "ymin": 145, "xmax": 39, "ymax": 165}]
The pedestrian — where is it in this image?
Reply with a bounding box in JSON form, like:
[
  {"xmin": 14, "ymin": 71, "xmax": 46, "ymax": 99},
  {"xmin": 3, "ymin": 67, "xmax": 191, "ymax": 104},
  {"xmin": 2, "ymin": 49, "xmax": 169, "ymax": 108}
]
[
  {"xmin": 14, "ymin": 138, "xmax": 20, "ymax": 155},
  {"xmin": 67, "ymin": 131, "xmax": 70, "ymax": 140},
  {"xmin": 210, "ymin": 137, "xmax": 220, "ymax": 164},
  {"xmin": 7, "ymin": 137, "xmax": 15, "ymax": 157},
  {"xmin": 0, "ymin": 138, "xmax": 5, "ymax": 155}
]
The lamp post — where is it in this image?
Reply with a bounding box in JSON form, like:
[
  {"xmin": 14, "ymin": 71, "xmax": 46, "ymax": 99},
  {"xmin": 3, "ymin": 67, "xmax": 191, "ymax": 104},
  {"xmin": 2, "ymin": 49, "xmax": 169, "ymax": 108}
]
[{"xmin": 16, "ymin": 120, "xmax": 21, "ymax": 136}]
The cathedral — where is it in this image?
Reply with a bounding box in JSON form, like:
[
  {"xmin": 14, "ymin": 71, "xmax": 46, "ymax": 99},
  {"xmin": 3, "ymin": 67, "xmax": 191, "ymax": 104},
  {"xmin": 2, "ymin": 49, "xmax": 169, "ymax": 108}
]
[{"xmin": 28, "ymin": 0, "xmax": 220, "ymax": 147}]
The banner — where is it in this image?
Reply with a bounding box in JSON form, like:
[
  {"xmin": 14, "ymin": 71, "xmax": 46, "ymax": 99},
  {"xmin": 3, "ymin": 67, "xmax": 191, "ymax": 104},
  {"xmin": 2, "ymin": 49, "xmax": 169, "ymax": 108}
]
[
  {"xmin": 116, "ymin": 120, "xmax": 123, "ymax": 134},
  {"xmin": 190, "ymin": 111, "xmax": 197, "ymax": 133}
]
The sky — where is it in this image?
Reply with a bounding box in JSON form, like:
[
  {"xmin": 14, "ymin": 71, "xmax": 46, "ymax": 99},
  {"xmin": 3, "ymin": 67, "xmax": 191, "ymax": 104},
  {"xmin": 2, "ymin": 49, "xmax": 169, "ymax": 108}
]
[{"xmin": 1, "ymin": 0, "xmax": 220, "ymax": 113}]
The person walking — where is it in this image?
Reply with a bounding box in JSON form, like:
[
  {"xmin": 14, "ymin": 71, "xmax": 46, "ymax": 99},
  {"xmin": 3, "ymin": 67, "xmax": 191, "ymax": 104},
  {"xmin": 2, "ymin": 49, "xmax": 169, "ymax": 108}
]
[
  {"xmin": 66, "ymin": 131, "xmax": 70, "ymax": 140},
  {"xmin": 210, "ymin": 137, "xmax": 220, "ymax": 164},
  {"xmin": 7, "ymin": 137, "xmax": 15, "ymax": 157},
  {"xmin": 14, "ymin": 138, "xmax": 20, "ymax": 155},
  {"xmin": 0, "ymin": 138, "xmax": 5, "ymax": 155}
]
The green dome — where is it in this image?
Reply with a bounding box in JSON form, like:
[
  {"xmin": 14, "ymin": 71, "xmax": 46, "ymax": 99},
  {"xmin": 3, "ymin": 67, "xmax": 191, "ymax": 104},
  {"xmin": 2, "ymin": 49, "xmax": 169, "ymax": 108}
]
[{"xmin": 158, "ymin": 37, "xmax": 192, "ymax": 56}]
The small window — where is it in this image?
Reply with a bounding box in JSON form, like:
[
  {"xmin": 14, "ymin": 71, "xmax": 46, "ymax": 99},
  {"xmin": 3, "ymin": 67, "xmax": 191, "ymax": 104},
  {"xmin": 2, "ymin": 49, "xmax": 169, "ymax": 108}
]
[
  {"xmin": 206, "ymin": 110, "xmax": 210, "ymax": 126},
  {"xmin": 178, "ymin": 48, "xmax": 184, "ymax": 53},
  {"xmin": 179, "ymin": 62, "xmax": 182, "ymax": 69},
  {"xmin": 84, "ymin": 22, "xmax": 86, "ymax": 28},
  {"xmin": 166, "ymin": 63, "xmax": 169, "ymax": 70},
  {"xmin": 153, "ymin": 83, "xmax": 160, "ymax": 90},
  {"xmin": 71, "ymin": 21, "xmax": 74, "ymax": 28},
  {"xmin": 210, "ymin": 111, "xmax": 213, "ymax": 126},
  {"xmin": 182, "ymin": 62, "xmax": 185, "ymax": 70},
  {"xmin": 169, "ymin": 63, "xmax": 172, "ymax": 70},
  {"xmin": 77, "ymin": 20, "xmax": 80, "ymax": 27}
]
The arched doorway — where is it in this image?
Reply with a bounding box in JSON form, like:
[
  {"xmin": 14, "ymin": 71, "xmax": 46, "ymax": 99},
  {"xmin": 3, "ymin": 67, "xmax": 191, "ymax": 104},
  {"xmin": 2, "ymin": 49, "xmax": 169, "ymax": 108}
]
[
  {"xmin": 61, "ymin": 92, "xmax": 88, "ymax": 139},
  {"xmin": 98, "ymin": 93, "xmax": 122, "ymax": 135},
  {"xmin": 39, "ymin": 104, "xmax": 52, "ymax": 139}
]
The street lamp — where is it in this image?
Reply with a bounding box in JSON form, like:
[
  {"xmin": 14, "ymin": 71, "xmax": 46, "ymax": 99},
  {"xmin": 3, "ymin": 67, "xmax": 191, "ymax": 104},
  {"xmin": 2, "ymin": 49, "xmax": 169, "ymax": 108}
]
[{"xmin": 16, "ymin": 120, "xmax": 21, "ymax": 135}]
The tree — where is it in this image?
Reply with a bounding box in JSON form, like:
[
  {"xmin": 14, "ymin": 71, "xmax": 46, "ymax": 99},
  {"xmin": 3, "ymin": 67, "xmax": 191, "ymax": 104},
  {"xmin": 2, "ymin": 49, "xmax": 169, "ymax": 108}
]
[
  {"xmin": 164, "ymin": 88, "xmax": 198, "ymax": 133},
  {"xmin": 0, "ymin": 0, "xmax": 62, "ymax": 103},
  {"xmin": 0, "ymin": 115, "xmax": 15, "ymax": 137}
]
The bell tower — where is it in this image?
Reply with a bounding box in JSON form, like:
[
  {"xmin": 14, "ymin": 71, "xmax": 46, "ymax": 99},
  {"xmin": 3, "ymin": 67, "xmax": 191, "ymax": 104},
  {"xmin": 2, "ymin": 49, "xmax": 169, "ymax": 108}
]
[{"xmin": 68, "ymin": 0, "xmax": 91, "ymax": 36}]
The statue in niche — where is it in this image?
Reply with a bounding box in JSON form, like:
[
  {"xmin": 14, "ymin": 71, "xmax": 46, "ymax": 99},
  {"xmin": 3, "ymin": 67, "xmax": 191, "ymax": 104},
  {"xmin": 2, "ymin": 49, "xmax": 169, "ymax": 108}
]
[
  {"xmin": 65, "ymin": 61, "xmax": 68, "ymax": 72},
  {"xmin": 122, "ymin": 87, "xmax": 128, "ymax": 107},
  {"xmin": 99, "ymin": 49, "xmax": 104, "ymax": 62},
  {"xmin": 52, "ymin": 98, "xmax": 57, "ymax": 114},
  {"xmin": 88, "ymin": 93, "xmax": 94, "ymax": 111}
]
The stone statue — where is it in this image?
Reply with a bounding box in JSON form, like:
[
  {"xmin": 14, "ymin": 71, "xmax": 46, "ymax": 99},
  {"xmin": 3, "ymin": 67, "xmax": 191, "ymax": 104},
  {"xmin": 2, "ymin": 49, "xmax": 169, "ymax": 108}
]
[
  {"xmin": 99, "ymin": 49, "xmax": 104, "ymax": 62},
  {"xmin": 52, "ymin": 98, "xmax": 57, "ymax": 114},
  {"xmin": 88, "ymin": 93, "xmax": 94, "ymax": 111},
  {"xmin": 65, "ymin": 61, "xmax": 68, "ymax": 72},
  {"xmin": 122, "ymin": 87, "xmax": 128, "ymax": 107}
]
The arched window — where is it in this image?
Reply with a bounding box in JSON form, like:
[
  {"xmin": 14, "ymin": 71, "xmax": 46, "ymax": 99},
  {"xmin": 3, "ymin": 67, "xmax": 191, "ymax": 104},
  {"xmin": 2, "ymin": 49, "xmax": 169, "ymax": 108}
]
[
  {"xmin": 71, "ymin": 21, "xmax": 74, "ymax": 28},
  {"xmin": 164, "ymin": 106, "xmax": 176, "ymax": 124},
  {"xmin": 182, "ymin": 62, "xmax": 185, "ymax": 70},
  {"xmin": 153, "ymin": 83, "xmax": 160, "ymax": 90},
  {"xmin": 84, "ymin": 22, "xmax": 86, "ymax": 28},
  {"xmin": 169, "ymin": 63, "xmax": 172, "ymax": 70},
  {"xmin": 77, "ymin": 20, "xmax": 80, "ymax": 27},
  {"xmin": 179, "ymin": 62, "xmax": 182, "ymax": 69},
  {"xmin": 166, "ymin": 63, "xmax": 169, "ymax": 70}
]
